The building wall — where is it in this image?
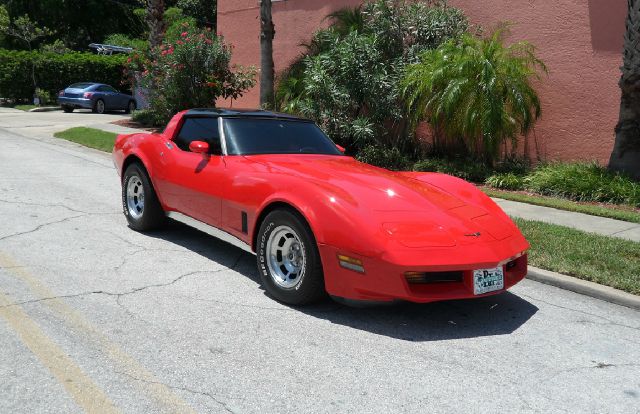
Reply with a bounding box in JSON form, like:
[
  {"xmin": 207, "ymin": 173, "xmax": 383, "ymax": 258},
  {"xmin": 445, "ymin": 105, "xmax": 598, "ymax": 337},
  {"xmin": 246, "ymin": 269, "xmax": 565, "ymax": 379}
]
[{"xmin": 218, "ymin": 0, "xmax": 627, "ymax": 163}]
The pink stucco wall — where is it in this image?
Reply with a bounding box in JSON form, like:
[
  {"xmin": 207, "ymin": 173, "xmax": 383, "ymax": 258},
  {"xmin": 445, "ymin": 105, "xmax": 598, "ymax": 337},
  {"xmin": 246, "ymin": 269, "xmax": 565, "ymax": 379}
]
[{"xmin": 219, "ymin": 0, "xmax": 627, "ymax": 163}]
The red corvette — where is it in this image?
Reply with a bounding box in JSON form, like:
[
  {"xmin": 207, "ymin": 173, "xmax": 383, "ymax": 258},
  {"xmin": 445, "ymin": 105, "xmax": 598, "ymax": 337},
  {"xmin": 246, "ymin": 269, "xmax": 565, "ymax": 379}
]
[{"xmin": 112, "ymin": 109, "xmax": 529, "ymax": 305}]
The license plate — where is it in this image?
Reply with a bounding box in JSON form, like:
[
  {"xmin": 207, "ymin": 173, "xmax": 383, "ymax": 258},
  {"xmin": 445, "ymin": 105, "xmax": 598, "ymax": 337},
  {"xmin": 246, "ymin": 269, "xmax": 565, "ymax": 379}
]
[{"xmin": 473, "ymin": 266, "xmax": 504, "ymax": 295}]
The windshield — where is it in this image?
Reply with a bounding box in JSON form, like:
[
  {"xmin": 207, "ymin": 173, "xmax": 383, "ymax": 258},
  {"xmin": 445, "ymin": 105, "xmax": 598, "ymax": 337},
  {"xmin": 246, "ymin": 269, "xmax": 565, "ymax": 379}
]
[
  {"xmin": 69, "ymin": 83, "xmax": 94, "ymax": 89},
  {"xmin": 223, "ymin": 118, "xmax": 342, "ymax": 156}
]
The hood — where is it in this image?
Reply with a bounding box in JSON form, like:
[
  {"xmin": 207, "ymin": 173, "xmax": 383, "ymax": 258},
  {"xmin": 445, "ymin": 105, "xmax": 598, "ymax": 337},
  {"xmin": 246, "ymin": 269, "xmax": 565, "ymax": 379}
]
[
  {"xmin": 244, "ymin": 155, "xmax": 516, "ymax": 247},
  {"xmin": 244, "ymin": 155, "xmax": 465, "ymax": 211}
]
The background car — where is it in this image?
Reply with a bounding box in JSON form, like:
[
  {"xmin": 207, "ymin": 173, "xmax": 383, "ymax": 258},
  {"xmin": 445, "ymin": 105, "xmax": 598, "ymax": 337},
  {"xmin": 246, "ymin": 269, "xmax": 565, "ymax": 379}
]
[{"xmin": 57, "ymin": 82, "xmax": 136, "ymax": 114}]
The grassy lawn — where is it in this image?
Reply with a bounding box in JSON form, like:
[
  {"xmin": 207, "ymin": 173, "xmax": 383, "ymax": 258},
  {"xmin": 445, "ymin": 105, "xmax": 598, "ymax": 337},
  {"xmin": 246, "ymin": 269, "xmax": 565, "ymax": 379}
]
[
  {"xmin": 485, "ymin": 187, "xmax": 640, "ymax": 224},
  {"xmin": 14, "ymin": 104, "xmax": 39, "ymax": 111},
  {"xmin": 53, "ymin": 127, "xmax": 117, "ymax": 152},
  {"xmin": 515, "ymin": 218, "xmax": 640, "ymax": 295}
]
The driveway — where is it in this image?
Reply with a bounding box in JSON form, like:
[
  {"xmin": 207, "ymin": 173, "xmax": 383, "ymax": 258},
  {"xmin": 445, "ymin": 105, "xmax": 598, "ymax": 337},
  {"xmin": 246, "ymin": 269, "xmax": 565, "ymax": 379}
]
[{"xmin": 1, "ymin": 111, "xmax": 639, "ymax": 413}]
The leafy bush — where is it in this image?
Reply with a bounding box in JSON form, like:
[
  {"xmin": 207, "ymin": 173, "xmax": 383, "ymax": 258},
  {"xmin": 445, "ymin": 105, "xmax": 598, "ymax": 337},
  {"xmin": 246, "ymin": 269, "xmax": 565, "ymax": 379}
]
[
  {"xmin": 412, "ymin": 157, "xmax": 492, "ymax": 182},
  {"xmin": 0, "ymin": 49, "xmax": 126, "ymax": 100},
  {"xmin": 524, "ymin": 163, "xmax": 640, "ymax": 206},
  {"xmin": 132, "ymin": 24, "xmax": 255, "ymax": 125},
  {"xmin": 276, "ymin": 0, "xmax": 467, "ymax": 154},
  {"xmin": 485, "ymin": 173, "xmax": 525, "ymax": 190},
  {"xmin": 356, "ymin": 144, "xmax": 413, "ymax": 171},
  {"xmin": 402, "ymin": 29, "xmax": 546, "ymax": 163},
  {"xmin": 131, "ymin": 109, "xmax": 165, "ymax": 127}
]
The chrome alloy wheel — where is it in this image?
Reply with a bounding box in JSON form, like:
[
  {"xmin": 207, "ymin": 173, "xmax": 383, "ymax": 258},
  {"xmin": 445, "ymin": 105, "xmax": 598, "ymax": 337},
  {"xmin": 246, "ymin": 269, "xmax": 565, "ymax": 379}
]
[
  {"xmin": 126, "ymin": 176, "xmax": 145, "ymax": 219},
  {"xmin": 266, "ymin": 225, "xmax": 306, "ymax": 289},
  {"xmin": 96, "ymin": 100, "xmax": 105, "ymax": 113}
]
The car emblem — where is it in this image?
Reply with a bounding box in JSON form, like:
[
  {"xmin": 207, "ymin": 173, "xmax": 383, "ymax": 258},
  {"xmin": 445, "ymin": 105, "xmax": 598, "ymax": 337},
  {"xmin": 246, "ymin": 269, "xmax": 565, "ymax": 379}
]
[{"xmin": 465, "ymin": 232, "xmax": 482, "ymax": 237}]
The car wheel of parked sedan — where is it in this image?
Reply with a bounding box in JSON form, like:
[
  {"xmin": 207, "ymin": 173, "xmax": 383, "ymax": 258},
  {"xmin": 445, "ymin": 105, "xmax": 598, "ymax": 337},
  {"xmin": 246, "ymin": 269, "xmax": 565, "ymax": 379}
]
[
  {"xmin": 257, "ymin": 209, "xmax": 326, "ymax": 305},
  {"xmin": 62, "ymin": 105, "xmax": 74, "ymax": 113},
  {"xmin": 122, "ymin": 163, "xmax": 165, "ymax": 231},
  {"xmin": 125, "ymin": 101, "xmax": 136, "ymax": 114},
  {"xmin": 93, "ymin": 99, "xmax": 105, "ymax": 114}
]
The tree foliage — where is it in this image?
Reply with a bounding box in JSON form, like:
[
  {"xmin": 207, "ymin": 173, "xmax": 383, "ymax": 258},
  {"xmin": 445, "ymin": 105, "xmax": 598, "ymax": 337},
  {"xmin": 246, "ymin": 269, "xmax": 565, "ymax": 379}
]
[
  {"xmin": 402, "ymin": 29, "xmax": 546, "ymax": 163},
  {"xmin": 0, "ymin": 0, "xmax": 145, "ymax": 50}
]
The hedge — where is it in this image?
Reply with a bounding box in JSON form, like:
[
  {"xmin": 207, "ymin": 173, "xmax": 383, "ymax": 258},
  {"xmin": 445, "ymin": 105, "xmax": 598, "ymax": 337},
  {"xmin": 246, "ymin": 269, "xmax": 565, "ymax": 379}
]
[{"xmin": 0, "ymin": 49, "xmax": 127, "ymax": 101}]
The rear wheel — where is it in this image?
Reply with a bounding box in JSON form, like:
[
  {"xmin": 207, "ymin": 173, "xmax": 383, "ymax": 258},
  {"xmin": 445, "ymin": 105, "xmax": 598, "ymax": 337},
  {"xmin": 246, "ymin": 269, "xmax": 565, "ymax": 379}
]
[
  {"xmin": 256, "ymin": 209, "xmax": 326, "ymax": 305},
  {"xmin": 93, "ymin": 99, "xmax": 105, "ymax": 114},
  {"xmin": 125, "ymin": 100, "xmax": 136, "ymax": 114},
  {"xmin": 122, "ymin": 163, "xmax": 165, "ymax": 231},
  {"xmin": 62, "ymin": 105, "xmax": 74, "ymax": 113}
]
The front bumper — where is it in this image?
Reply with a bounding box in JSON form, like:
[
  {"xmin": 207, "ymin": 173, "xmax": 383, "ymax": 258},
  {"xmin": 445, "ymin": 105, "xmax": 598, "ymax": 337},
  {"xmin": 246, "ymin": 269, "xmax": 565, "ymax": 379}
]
[
  {"xmin": 319, "ymin": 239, "xmax": 528, "ymax": 304},
  {"xmin": 58, "ymin": 97, "xmax": 93, "ymax": 109}
]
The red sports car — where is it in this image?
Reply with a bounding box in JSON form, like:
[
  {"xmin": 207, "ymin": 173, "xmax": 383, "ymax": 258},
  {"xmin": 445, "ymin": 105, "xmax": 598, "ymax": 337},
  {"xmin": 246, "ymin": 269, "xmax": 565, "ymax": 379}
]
[{"xmin": 112, "ymin": 109, "xmax": 529, "ymax": 305}]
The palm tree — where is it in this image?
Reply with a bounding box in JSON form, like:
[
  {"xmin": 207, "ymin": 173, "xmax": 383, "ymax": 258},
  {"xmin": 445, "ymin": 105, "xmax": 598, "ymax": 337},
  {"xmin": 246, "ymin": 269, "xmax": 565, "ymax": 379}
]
[
  {"xmin": 260, "ymin": 0, "xmax": 275, "ymax": 108},
  {"xmin": 146, "ymin": 0, "xmax": 166, "ymax": 49},
  {"xmin": 401, "ymin": 30, "xmax": 546, "ymax": 164},
  {"xmin": 609, "ymin": 0, "xmax": 640, "ymax": 180}
]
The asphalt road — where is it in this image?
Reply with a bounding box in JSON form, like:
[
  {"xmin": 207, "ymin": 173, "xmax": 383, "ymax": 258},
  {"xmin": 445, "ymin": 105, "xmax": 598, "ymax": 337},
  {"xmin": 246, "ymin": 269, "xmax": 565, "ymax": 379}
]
[{"xmin": 1, "ymin": 111, "xmax": 639, "ymax": 414}]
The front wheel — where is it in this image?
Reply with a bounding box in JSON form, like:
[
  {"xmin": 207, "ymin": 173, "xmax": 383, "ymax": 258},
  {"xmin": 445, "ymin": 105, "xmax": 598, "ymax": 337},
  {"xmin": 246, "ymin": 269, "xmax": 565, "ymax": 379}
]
[
  {"xmin": 62, "ymin": 105, "xmax": 74, "ymax": 113},
  {"xmin": 121, "ymin": 163, "xmax": 165, "ymax": 231},
  {"xmin": 256, "ymin": 209, "xmax": 326, "ymax": 305}
]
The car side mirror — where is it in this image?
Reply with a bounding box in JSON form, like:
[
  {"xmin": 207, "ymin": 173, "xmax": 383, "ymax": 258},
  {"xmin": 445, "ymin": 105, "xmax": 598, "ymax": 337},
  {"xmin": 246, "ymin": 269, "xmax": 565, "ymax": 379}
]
[
  {"xmin": 336, "ymin": 144, "xmax": 346, "ymax": 153},
  {"xmin": 189, "ymin": 141, "xmax": 209, "ymax": 154}
]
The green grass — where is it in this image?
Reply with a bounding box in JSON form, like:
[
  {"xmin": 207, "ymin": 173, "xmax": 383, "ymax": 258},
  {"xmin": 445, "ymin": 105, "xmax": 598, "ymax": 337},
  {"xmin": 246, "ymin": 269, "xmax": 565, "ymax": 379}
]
[
  {"xmin": 515, "ymin": 218, "xmax": 640, "ymax": 295},
  {"xmin": 484, "ymin": 188, "xmax": 640, "ymax": 224},
  {"xmin": 53, "ymin": 127, "xmax": 117, "ymax": 152},
  {"xmin": 14, "ymin": 104, "xmax": 38, "ymax": 111}
]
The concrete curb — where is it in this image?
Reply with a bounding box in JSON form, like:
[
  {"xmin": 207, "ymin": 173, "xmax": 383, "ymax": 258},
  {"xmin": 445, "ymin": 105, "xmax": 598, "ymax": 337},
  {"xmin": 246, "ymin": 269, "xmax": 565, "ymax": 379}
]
[
  {"xmin": 527, "ymin": 266, "xmax": 640, "ymax": 311},
  {"xmin": 29, "ymin": 106, "xmax": 61, "ymax": 112}
]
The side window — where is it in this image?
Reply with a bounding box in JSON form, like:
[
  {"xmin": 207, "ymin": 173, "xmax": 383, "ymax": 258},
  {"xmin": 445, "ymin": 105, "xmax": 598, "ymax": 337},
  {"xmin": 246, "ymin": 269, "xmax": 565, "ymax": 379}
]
[
  {"xmin": 105, "ymin": 85, "xmax": 118, "ymax": 93},
  {"xmin": 174, "ymin": 117, "xmax": 222, "ymax": 154},
  {"xmin": 96, "ymin": 86, "xmax": 109, "ymax": 92}
]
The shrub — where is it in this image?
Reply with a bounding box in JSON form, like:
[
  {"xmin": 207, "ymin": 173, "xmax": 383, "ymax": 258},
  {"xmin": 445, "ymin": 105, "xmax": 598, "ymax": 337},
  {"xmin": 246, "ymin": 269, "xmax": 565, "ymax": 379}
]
[
  {"xmin": 485, "ymin": 173, "xmax": 525, "ymax": 190},
  {"xmin": 402, "ymin": 29, "xmax": 546, "ymax": 163},
  {"xmin": 131, "ymin": 109, "xmax": 164, "ymax": 127},
  {"xmin": 412, "ymin": 157, "xmax": 492, "ymax": 182},
  {"xmin": 0, "ymin": 49, "xmax": 126, "ymax": 100},
  {"xmin": 356, "ymin": 144, "xmax": 413, "ymax": 171},
  {"xmin": 133, "ymin": 23, "xmax": 255, "ymax": 125},
  {"xmin": 524, "ymin": 162, "xmax": 640, "ymax": 206},
  {"xmin": 276, "ymin": 0, "xmax": 468, "ymax": 154}
]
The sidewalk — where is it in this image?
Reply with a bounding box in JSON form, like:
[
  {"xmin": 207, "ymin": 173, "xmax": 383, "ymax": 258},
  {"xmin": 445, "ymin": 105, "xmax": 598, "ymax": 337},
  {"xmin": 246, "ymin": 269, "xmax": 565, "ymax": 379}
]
[{"xmin": 493, "ymin": 198, "xmax": 640, "ymax": 242}]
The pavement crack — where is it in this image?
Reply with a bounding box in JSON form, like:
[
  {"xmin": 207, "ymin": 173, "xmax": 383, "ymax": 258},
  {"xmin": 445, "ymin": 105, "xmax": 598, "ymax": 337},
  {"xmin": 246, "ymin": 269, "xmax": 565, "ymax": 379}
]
[
  {"xmin": 609, "ymin": 224, "xmax": 640, "ymax": 236},
  {"xmin": 115, "ymin": 370, "xmax": 236, "ymax": 413},
  {"xmin": 0, "ymin": 270, "xmax": 216, "ymax": 309},
  {"xmin": 0, "ymin": 214, "xmax": 86, "ymax": 242}
]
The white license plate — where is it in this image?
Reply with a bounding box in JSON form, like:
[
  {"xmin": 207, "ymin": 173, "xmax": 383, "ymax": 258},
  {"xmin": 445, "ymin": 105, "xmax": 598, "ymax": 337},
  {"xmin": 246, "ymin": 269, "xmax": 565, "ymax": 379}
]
[{"xmin": 473, "ymin": 266, "xmax": 504, "ymax": 295}]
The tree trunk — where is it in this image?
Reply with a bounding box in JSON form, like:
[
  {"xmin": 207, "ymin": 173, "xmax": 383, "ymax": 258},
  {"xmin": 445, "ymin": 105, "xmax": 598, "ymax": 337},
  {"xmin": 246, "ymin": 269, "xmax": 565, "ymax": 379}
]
[
  {"xmin": 146, "ymin": 0, "xmax": 166, "ymax": 49},
  {"xmin": 260, "ymin": 0, "xmax": 275, "ymax": 109},
  {"xmin": 609, "ymin": 0, "xmax": 640, "ymax": 180}
]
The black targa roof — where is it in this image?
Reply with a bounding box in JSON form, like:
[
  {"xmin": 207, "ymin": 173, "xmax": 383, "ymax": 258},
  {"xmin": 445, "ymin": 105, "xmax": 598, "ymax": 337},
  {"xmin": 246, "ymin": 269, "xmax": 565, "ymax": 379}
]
[{"xmin": 186, "ymin": 108, "xmax": 308, "ymax": 121}]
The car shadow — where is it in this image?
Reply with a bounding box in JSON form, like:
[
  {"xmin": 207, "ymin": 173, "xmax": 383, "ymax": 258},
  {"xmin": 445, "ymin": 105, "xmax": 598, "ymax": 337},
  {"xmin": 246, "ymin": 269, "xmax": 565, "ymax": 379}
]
[{"xmin": 147, "ymin": 219, "xmax": 539, "ymax": 342}]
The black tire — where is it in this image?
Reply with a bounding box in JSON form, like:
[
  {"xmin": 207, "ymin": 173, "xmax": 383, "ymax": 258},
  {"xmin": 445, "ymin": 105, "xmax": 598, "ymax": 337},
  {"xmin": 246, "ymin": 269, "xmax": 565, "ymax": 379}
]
[
  {"xmin": 121, "ymin": 163, "xmax": 165, "ymax": 231},
  {"xmin": 125, "ymin": 100, "xmax": 136, "ymax": 114},
  {"xmin": 62, "ymin": 105, "xmax": 74, "ymax": 113},
  {"xmin": 256, "ymin": 209, "xmax": 326, "ymax": 305},
  {"xmin": 93, "ymin": 99, "xmax": 105, "ymax": 114}
]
